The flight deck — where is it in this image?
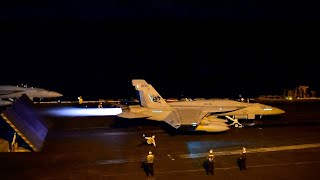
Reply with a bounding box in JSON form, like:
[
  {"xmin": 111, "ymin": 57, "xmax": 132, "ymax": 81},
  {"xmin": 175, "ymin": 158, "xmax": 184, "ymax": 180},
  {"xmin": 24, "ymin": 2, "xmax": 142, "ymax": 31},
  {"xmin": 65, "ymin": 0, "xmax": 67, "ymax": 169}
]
[{"xmin": 0, "ymin": 102, "xmax": 319, "ymax": 180}]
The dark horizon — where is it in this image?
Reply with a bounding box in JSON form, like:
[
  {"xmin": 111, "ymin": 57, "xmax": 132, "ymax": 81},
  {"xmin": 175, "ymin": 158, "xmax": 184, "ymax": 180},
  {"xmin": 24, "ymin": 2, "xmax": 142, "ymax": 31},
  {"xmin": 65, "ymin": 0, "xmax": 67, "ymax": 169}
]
[{"xmin": 1, "ymin": 1, "xmax": 320, "ymax": 100}]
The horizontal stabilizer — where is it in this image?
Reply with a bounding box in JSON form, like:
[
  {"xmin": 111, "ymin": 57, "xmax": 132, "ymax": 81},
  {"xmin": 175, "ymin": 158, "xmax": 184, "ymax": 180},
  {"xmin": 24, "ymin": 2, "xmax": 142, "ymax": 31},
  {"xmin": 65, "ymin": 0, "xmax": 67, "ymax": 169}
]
[
  {"xmin": 109, "ymin": 102, "xmax": 129, "ymax": 110},
  {"xmin": 117, "ymin": 111, "xmax": 151, "ymax": 119}
]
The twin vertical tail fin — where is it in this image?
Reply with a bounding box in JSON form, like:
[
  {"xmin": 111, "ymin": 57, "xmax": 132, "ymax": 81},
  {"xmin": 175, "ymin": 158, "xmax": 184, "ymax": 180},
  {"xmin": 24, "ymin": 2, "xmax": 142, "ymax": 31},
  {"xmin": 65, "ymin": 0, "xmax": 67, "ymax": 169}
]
[{"xmin": 132, "ymin": 79, "xmax": 169, "ymax": 108}]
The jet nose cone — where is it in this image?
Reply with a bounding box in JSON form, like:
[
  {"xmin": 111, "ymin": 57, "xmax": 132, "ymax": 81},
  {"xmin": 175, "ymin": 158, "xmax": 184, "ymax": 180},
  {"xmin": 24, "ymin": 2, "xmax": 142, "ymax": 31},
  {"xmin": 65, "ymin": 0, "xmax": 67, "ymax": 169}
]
[
  {"xmin": 0, "ymin": 100, "xmax": 12, "ymax": 106},
  {"xmin": 50, "ymin": 91, "xmax": 63, "ymax": 97},
  {"xmin": 275, "ymin": 107, "xmax": 285, "ymax": 114}
]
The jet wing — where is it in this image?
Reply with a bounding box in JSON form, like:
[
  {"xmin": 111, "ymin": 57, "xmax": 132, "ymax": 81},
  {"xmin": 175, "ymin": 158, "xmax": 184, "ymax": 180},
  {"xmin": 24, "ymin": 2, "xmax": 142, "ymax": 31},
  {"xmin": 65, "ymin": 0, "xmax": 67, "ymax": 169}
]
[{"xmin": 174, "ymin": 108, "xmax": 209, "ymax": 125}]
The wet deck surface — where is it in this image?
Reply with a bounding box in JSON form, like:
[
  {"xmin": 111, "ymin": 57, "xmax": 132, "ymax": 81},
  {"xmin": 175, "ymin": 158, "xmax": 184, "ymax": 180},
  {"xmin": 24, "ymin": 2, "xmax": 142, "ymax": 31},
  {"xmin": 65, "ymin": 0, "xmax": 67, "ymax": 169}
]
[{"xmin": 0, "ymin": 102, "xmax": 320, "ymax": 180}]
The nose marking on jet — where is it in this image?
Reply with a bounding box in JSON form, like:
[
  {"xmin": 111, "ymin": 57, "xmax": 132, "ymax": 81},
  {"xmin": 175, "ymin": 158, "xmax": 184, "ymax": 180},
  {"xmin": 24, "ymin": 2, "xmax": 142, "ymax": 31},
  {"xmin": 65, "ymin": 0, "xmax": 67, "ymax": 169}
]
[{"xmin": 179, "ymin": 143, "xmax": 320, "ymax": 159}]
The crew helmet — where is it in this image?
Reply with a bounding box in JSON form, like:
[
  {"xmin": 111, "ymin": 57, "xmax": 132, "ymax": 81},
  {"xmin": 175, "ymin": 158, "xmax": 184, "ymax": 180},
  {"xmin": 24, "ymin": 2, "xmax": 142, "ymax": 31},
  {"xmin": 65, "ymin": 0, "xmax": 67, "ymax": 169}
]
[
  {"xmin": 242, "ymin": 147, "xmax": 246, "ymax": 153},
  {"xmin": 149, "ymin": 151, "xmax": 152, "ymax": 155}
]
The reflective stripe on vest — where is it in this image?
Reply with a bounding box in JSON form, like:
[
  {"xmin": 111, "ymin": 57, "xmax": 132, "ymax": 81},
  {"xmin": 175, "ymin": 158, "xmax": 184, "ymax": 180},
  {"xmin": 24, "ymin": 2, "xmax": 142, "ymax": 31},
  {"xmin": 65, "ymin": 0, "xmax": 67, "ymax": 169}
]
[{"xmin": 208, "ymin": 154, "xmax": 215, "ymax": 162}]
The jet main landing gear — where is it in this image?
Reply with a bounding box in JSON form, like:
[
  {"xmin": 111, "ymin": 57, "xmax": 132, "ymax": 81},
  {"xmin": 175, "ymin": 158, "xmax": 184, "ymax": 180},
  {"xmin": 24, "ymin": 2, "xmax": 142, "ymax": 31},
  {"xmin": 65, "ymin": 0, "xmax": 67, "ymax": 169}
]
[{"xmin": 226, "ymin": 116, "xmax": 243, "ymax": 128}]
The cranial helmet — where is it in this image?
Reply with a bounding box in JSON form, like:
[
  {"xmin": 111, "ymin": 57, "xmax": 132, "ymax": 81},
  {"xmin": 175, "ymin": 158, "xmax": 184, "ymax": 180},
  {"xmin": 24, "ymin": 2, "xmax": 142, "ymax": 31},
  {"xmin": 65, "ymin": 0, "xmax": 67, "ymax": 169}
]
[
  {"xmin": 209, "ymin": 149, "xmax": 213, "ymax": 153},
  {"xmin": 242, "ymin": 147, "xmax": 246, "ymax": 153},
  {"xmin": 152, "ymin": 135, "xmax": 155, "ymax": 138},
  {"xmin": 149, "ymin": 151, "xmax": 152, "ymax": 155}
]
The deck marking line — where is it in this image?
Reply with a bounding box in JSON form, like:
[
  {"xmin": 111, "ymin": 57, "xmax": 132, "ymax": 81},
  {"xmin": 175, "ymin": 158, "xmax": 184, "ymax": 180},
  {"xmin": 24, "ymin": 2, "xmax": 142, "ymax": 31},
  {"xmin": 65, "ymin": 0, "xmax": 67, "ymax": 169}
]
[{"xmin": 179, "ymin": 143, "xmax": 320, "ymax": 159}]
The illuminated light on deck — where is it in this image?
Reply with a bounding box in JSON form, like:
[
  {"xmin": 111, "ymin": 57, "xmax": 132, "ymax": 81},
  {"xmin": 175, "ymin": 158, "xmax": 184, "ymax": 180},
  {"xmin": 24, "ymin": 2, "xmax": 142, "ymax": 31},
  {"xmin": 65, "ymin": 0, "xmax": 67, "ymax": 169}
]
[{"xmin": 42, "ymin": 107, "xmax": 122, "ymax": 117}]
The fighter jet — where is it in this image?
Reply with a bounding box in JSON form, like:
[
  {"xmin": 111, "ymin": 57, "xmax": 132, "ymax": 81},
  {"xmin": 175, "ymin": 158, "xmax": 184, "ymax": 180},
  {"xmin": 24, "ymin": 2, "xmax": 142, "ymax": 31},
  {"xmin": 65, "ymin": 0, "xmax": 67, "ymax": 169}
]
[
  {"xmin": 117, "ymin": 79, "xmax": 285, "ymax": 132},
  {"xmin": 0, "ymin": 85, "xmax": 63, "ymax": 106}
]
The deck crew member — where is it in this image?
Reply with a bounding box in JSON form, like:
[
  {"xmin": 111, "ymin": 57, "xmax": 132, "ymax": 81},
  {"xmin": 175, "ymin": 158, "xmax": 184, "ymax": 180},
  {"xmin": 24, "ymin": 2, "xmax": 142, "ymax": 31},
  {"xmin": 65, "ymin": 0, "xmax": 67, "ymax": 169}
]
[
  {"xmin": 143, "ymin": 134, "xmax": 156, "ymax": 147},
  {"xmin": 238, "ymin": 147, "xmax": 247, "ymax": 170},
  {"xmin": 207, "ymin": 149, "xmax": 215, "ymax": 175},
  {"xmin": 146, "ymin": 151, "xmax": 155, "ymax": 176}
]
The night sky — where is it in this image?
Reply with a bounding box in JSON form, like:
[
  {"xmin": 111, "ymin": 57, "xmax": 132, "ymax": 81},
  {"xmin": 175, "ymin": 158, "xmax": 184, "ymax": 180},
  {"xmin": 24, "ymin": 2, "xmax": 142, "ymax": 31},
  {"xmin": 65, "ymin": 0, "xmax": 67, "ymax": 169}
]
[{"xmin": 1, "ymin": 1, "xmax": 320, "ymax": 100}]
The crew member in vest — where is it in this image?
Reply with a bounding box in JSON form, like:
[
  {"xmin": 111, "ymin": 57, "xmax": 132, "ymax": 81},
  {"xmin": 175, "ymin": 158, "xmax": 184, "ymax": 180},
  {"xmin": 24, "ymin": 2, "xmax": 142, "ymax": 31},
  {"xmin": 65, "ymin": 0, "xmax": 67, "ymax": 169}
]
[
  {"xmin": 143, "ymin": 134, "xmax": 156, "ymax": 147},
  {"xmin": 207, "ymin": 149, "xmax": 215, "ymax": 175},
  {"xmin": 239, "ymin": 147, "xmax": 247, "ymax": 170},
  {"xmin": 146, "ymin": 151, "xmax": 155, "ymax": 176}
]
